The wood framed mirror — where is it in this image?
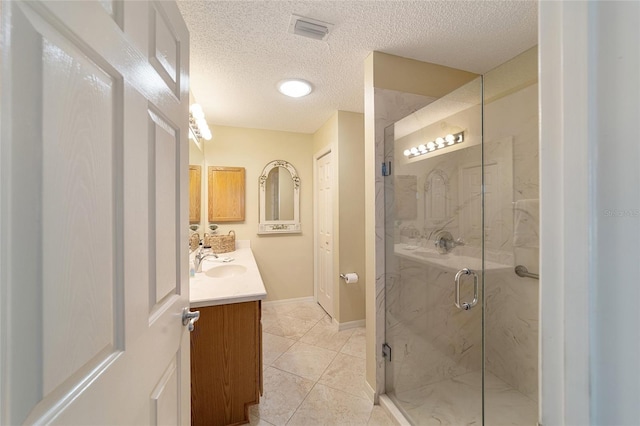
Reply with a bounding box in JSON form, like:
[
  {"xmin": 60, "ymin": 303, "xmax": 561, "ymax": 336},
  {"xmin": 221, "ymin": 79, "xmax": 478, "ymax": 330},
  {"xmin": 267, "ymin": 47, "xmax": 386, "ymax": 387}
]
[{"xmin": 258, "ymin": 160, "xmax": 300, "ymax": 234}]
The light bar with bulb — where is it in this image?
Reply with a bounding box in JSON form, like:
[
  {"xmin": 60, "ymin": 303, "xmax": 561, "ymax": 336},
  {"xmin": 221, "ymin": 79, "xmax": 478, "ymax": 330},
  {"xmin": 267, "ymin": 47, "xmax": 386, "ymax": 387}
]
[
  {"xmin": 403, "ymin": 131, "xmax": 464, "ymax": 158},
  {"xmin": 189, "ymin": 103, "xmax": 212, "ymax": 141}
]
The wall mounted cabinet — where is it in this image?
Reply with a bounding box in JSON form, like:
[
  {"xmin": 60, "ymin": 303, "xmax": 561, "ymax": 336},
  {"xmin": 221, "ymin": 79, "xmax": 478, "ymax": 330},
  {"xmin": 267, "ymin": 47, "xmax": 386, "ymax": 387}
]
[{"xmin": 208, "ymin": 166, "xmax": 245, "ymax": 222}]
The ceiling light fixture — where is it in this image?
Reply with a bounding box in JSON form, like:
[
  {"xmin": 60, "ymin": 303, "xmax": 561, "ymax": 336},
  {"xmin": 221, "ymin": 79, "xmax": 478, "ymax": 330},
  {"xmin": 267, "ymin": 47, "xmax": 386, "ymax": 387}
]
[
  {"xmin": 277, "ymin": 79, "xmax": 313, "ymax": 98},
  {"xmin": 403, "ymin": 131, "xmax": 465, "ymax": 158}
]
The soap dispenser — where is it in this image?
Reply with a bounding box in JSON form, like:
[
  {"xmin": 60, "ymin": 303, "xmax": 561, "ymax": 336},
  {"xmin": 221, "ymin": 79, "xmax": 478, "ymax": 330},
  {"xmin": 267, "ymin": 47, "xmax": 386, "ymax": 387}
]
[{"xmin": 189, "ymin": 259, "xmax": 196, "ymax": 277}]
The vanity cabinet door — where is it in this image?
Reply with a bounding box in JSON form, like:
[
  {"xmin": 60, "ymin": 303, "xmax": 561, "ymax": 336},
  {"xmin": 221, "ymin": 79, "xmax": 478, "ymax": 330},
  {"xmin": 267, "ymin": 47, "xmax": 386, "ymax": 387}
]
[{"xmin": 191, "ymin": 301, "xmax": 262, "ymax": 426}]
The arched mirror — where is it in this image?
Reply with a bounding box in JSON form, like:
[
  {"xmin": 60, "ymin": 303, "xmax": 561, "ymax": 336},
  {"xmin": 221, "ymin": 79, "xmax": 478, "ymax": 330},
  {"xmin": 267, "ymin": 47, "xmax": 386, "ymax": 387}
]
[{"xmin": 259, "ymin": 160, "xmax": 301, "ymax": 234}]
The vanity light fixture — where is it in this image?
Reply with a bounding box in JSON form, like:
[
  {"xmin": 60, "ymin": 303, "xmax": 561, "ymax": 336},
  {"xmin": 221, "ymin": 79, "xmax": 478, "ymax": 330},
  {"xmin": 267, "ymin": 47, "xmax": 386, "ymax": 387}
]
[
  {"xmin": 403, "ymin": 131, "xmax": 465, "ymax": 158},
  {"xmin": 189, "ymin": 103, "xmax": 212, "ymax": 140},
  {"xmin": 277, "ymin": 79, "xmax": 313, "ymax": 98}
]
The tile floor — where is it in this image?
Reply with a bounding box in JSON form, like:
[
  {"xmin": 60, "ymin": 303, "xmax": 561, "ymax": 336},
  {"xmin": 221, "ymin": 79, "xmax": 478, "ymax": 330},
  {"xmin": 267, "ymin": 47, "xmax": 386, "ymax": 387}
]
[
  {"xmin": 391, "ymin": 370, "xmax": 538, "ymax": 425},
  {"xmin": 251, "ymin": 300, "xmax": 395, "ymax": 426}
]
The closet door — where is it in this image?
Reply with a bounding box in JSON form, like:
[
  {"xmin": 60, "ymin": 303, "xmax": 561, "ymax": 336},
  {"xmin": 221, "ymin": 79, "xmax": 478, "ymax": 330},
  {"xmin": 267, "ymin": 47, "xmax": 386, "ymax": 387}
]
[
  {"xmin": 0, "ymin": 1, "xmax": 191, "ymax": 424},
  {"xmin": 315, "ymin": 150, "xmax": 334, "ymax": 316}
]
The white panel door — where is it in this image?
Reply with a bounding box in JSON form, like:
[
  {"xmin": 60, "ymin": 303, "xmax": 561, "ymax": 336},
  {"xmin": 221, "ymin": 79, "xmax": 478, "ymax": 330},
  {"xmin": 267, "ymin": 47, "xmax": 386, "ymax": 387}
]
[
  {"xmin": 0, "ymin": 1, "xmax": 191, "ymax": 424},
  {"xmin": 315, "ymin": 151, "xmax": 334, "ymax": 316}
]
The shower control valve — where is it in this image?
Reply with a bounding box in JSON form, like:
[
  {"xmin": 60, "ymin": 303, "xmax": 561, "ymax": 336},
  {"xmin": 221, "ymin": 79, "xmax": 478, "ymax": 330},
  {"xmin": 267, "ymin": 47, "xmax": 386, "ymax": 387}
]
[{"xmin": 434, "ymin": 230, "xmax": 464, "ymax": 254}]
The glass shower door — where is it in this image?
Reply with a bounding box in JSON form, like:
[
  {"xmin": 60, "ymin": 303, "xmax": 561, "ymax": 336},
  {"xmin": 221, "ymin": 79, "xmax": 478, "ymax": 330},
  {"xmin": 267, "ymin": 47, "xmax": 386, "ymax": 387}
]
[
  {"xmin": 482, "ymin": 47, "xmax": 539, "ymax": 426},
  {"xmin": 384, "ymin": 77, "xmax": 484, "ymax": 424}
]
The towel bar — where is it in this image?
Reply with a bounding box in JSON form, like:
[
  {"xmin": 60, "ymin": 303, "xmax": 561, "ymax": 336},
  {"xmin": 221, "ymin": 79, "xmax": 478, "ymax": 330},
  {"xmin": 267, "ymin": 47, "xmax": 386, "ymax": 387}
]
[{"xmin": 515, "ymin": 265, "xmax": 539, "ymax": 280}]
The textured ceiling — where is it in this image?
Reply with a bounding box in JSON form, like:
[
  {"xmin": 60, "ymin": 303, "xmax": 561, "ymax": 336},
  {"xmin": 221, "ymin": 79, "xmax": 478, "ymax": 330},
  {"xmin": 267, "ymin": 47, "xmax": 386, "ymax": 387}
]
[{"xmin": 177, "ymin": 1, "xmax": 537, "ymax": 134}]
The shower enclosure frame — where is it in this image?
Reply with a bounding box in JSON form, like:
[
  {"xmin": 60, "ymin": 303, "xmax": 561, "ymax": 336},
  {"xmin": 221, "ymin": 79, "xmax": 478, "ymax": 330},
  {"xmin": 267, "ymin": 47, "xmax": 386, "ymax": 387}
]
[{"xmin": 378, "ymin": 48, "xmax": 540, "ymax": 425}]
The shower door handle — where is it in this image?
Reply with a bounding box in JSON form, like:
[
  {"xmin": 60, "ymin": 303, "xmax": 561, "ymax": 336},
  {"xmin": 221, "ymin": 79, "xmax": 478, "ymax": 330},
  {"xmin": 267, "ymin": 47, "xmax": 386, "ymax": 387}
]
[{"xmin": 454, "ymin": 268, "xmax": 479, "ymax": 311}]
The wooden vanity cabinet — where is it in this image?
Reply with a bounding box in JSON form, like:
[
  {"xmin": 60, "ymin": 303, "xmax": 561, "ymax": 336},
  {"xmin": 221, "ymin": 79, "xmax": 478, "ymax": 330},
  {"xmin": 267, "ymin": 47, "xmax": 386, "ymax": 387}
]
[{"xmin": 191, "ymin": 301, "xmax": 262, "ymax": 426}]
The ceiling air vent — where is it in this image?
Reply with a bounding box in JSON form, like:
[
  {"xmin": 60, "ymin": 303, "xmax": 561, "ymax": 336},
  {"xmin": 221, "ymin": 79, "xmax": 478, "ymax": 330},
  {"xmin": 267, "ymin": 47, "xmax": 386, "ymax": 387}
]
[{"xmin": 288, "ymin": 14, "xmax": 333, "ymax": 41}]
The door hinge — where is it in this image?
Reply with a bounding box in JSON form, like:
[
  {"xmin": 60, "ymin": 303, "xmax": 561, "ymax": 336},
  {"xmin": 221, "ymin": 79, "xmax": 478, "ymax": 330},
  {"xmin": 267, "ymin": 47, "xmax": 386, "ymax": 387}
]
[
  {"xmin": 382, "ymin": 343, "xmax": 392, "ymax": 361},
  {"xmin": 381, "ymin": 161, "xmax": 391, "ymax": 176}
]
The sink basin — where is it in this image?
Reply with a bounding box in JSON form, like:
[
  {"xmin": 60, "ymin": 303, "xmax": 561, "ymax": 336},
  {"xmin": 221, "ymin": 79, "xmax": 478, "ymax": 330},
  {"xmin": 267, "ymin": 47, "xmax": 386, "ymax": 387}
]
[{"xmin": 205, "ymin": 264, "xmax": 247, "ymax": 278}]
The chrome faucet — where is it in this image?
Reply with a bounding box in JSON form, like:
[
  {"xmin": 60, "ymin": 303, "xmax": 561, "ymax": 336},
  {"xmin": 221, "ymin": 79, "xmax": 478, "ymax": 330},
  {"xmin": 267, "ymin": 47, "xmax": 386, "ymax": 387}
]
[{"xmin": 194, "ymin": 247, "xmax": 218, "ymax": 272}]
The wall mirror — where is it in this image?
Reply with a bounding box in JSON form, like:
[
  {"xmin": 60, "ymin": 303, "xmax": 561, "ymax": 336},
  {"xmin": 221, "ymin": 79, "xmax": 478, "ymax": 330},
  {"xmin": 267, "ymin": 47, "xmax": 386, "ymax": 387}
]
[
  {"xmin": 189, "ymin": 135, "xmax": 205, "ymax": 239},
  {"xmin": 189, "ymin": 165, "xmax": 202, "ymax": 224},
  {"xmin": 259, "ymin": 160, "xmax": 300, "ymax": 234}
]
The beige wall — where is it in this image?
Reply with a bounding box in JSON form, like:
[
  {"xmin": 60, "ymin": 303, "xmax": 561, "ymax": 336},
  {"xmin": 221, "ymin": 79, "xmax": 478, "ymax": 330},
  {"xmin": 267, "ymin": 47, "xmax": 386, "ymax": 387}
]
[
  {"xmin": 371, "ymin": 51, "xmax": 477, "ymax": 98},
  {"xmin": 312, "ymin": 111, "xmax": 366, "ymax": 324},
  {"xmin": 336, "ymin": 111, "xmax": 366, "ymax": 323},
  {"xmin": 204, "ymin": 125, "xmax": 314, "ymax": 301},
  {"xmin": 313, "ymin": 111, "xmax": 338, "ymax": 154}
]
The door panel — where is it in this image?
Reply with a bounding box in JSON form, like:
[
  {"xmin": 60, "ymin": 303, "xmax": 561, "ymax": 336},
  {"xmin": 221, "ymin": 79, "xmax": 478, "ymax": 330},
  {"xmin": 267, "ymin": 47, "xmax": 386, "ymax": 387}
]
[
  {"xmin": 0, "ymin": 1, "xmax": 190, "ymax": 424},
  {"xmin": 384, "ymin": 78, "xmax": 483, "ymax": 424},
  {"xmin": 150, "ymin": 4, "xmax": 181, "ymax": 97},
  {"xmin": 40, "ymin": 24, "xmax": 123, "ymax": 397},
  {"xmin": 150, "ymin": 352, "xmax": 181, "ymax": 425},
  {"xmin": 150, "ymin": 107, "xmax": 179, "ymax": 309}
]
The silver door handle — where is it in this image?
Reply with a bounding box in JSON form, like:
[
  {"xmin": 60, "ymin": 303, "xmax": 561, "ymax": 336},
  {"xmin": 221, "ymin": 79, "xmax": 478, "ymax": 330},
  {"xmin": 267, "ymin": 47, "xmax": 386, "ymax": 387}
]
[
  {"xmin": 182, "ymin": 307, "xmax": 200, "ymax": 332},
  {"xmin": 454, "ymin": 268, "xmax": 479, "ymax": 311}
]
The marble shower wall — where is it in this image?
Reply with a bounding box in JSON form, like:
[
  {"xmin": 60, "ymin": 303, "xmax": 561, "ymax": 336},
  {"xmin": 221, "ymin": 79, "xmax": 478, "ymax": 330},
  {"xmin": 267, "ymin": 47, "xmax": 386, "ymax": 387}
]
[{"xmin": 485, "ymin": 269, "xmax": 539, "ymax": 401}]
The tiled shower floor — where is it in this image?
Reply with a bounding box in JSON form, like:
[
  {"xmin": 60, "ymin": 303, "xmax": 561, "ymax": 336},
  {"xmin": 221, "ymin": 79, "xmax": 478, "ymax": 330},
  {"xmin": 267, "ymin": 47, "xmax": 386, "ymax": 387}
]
[{"xmin": 391, "ymin": 370, "xmax": 538, "ymax": 425}]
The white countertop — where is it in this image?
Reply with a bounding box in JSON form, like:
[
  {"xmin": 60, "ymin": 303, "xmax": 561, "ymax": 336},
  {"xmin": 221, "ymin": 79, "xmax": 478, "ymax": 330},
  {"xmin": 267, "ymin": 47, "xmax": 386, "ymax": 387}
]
[
  {"xmin": 189, "ymin": 240, "xmax": 267, "ymax": 308},
  {"xmin": 394, "ymin": 243, "xmax": 512, "ymax": 272}
]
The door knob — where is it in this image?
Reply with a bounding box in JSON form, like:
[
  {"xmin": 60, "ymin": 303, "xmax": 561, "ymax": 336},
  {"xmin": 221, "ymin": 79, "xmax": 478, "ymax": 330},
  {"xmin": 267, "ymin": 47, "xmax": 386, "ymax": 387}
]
[{"xmin": 182, "ymin": 308, "xmax": 200, "ymax": 332}]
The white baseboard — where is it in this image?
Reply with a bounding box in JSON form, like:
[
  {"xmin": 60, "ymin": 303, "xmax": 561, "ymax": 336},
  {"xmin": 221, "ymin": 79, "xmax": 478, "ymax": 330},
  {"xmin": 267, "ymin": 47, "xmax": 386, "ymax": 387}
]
[
  {"xmin": 379, "ymin": 395, "xmax": 411, "ymax": 426},
  {"xmin": 333, "ymin": 318, "xmax": 366, "ymax": 331},
  {"xmin": 262, "ymin": 296, "xmax": 315, "ymax": 307},
  {"xmin": 364, "ymin": 380, "xmax": 376, "ymax": 403}
]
